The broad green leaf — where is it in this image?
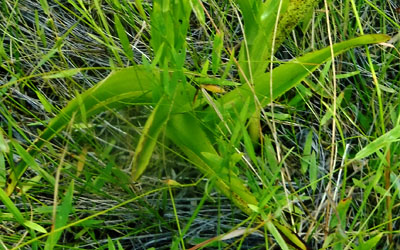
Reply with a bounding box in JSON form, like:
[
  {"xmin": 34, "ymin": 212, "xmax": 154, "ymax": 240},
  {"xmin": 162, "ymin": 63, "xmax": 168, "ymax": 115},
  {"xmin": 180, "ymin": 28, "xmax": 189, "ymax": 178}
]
[
  {"xmin": 330, "ymin": 197, "xmax": 352, "ymax": 230},
  {"xmin": 354, "ymin": 233, "xmax": 383, "ymax": 250},
  {"xmin": 248, "ymin": 106, "xmax": 261, "ymax": 144},
  {"xmin": 194, "ymin": 77, "xmax": 240, "ymax": 86},
  {"xmin": 5, "ymin": 66, "xmax": 156, "ymax": 195},
  {"xmin": 355, "ymin": 124, "xmax": 400, "ymax": 160},
  {"xmin": 221, "ymin": 34, "xmax": 390, "ymax": 117},
  {"xmin": 24, "ymin": 220, "xmax": 47, "ymax": 233},
  {"xmin": 132, "ymin": 95, "xmax": 171, "ymax": 180},
  {"xmin": 238, "ymin": 0, "xmax": 320, "ymax": 78},
  {"xmin": 256, "ymin": 35, "xmax": 389, "ymax": 105},
  {"xmin": 238, "ymin": 0, "xmax": 285, "ymax": 78}
]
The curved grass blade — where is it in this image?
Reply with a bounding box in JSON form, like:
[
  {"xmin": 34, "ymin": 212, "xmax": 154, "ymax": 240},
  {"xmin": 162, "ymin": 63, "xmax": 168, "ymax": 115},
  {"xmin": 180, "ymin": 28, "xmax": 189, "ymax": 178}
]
[
  {"xmin": 11, "ymin": 140, "xmax": 55, "ymax": 186},
  {"xmin": 0, "ymin": 188, "xmax": 47, "ymax": 233}
]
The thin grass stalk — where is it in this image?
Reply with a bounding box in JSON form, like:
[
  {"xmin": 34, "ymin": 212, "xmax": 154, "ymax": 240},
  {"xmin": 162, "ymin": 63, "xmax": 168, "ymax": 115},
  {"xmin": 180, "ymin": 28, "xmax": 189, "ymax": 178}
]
[{"xmin": 323, "ymin": 0, "xmax": 339, "ymax": 239}]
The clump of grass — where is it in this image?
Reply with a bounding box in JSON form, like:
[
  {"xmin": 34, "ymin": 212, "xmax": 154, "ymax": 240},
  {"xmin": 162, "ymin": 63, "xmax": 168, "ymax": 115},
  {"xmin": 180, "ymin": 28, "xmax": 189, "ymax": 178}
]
[{"xmin": 0, "ymin": 0, "xmax": 399, "ymax": 249}]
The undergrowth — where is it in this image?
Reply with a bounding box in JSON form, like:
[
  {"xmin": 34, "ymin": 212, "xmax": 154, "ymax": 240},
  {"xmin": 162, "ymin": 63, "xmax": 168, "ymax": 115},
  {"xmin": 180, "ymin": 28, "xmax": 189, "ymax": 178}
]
[{"xmin": 0, "ymin": 0, "xmax": 399, "ymax": 249}]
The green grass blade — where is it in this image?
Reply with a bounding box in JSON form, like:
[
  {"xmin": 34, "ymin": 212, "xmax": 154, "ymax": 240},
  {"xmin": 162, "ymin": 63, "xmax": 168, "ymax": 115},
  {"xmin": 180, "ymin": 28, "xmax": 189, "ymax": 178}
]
[
  {"xmin": 266, "ymin": 220, "xmax": 290, "ymax": 250},
  {"xmin": 45, "ymin": 180, "xmax": 75, "ymax": 249},
  {"xmin": 114, "ymin": 14, "xmax": 135, "ymax": 63},
  {"xmin": 354, "ymin": 124, "xmax": 400, "ymax": 160},
  {"xmin": 211, "ymin": 32, "xmax": 224, "ymax": 75},
  {"xmin": 0, "ymin": 188, "xmax": 25, "ymax": 224},
  {"xmin": 301, "ymin": 130, "xmax": 313, "ymax": 174},
  {"xmin": 107, "ymin": 236, "xmax": 116, "ymax": 250},
  {"xmin": 189, "ymin": 0, "xmax": 205, "ymax": 26},
  {"xmin": 0, "ymin": 187, "xmax": 47, "ymax": 233},
  {"xmin": 11, "ymin": 140, "xmax": 55, "ymax": 186},
  {"xmin": 42, "ymin": 68, "xmax": 81, "ymax": 79}
]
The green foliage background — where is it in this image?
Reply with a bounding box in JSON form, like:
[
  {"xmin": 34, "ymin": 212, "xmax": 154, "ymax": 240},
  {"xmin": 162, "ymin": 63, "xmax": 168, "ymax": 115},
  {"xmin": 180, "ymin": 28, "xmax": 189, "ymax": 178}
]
[{"xmin": 0, "ymin": 0, "xmax": 399, "ymax": 249}]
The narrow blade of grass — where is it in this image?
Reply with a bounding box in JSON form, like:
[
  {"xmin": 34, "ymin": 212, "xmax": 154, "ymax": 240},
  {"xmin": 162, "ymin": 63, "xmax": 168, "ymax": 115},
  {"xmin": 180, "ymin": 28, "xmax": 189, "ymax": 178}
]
[
  {"xmin": 355, "ymin": 124, "xmax": 400, "ymax": 160},
  {"xmin": 45, "ymin": 180, "xmax": 75, "ymax": 249}
]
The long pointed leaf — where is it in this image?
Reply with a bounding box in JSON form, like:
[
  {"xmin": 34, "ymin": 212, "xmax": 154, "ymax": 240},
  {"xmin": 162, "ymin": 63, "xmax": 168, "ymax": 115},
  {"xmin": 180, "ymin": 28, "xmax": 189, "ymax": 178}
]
[
  {"xmin": 132, "ymin": 95, "xmax": 171, "ymax": 180},
  {"xmin": 355, "ymin": 124, "xmax": 400, "ymax": 160},
  {"xmin": 5, "ymin": 66, "xmax": 157, "ymax": 195},
  {"xmin": 221, "ymin": 34, "xmax": 389, "ymax": 112}
]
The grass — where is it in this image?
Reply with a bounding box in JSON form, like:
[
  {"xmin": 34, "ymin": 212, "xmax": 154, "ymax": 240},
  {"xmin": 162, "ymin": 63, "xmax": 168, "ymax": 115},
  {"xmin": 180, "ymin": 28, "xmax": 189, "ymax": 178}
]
[{"xmin": 0, "ymin": 0, "xmax": 399, "ymax": 249}]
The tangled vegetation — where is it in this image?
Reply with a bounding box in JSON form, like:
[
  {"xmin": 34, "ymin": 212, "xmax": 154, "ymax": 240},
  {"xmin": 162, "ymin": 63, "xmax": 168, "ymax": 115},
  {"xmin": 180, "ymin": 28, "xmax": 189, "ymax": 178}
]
[{"xmin": 0, "ymin": 0, "xmax": 399, "ymax": 249}]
